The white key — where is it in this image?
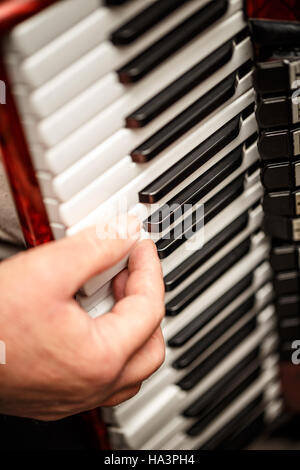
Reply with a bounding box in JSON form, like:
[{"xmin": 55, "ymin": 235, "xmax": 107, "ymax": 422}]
[
  {"xmin": 143, "ymin": 352, "xmax": 278, "ymax": 450},
  {"xmin": 80, "ymin": 179, "xmax": 263, "ymax": 307},
  {"xmin": 36, "ymin": 18, "xmax": 250, "ymax": 148},
  {"xmin": 104, "ymin": 264, "xmax": 272, "ymax": 427},
  {"xmin": 80, "ymin": 230, "xmax": 150, "ymax": 297},
  {"xmin": 163, "ymin": 201, "xmax": 263, "ymax": 306},
  {"xmin": 27, "ymin": 0, "xmax": 242, "ymax": 120},
  {"xmin": 49, "ymin": 101, "xmax": 255, "ymax": 204},
  {"xmin": 9, "ymin": 0, "xmax": 100, "ymax": 57},
  {"xmin": 20, "ymin": 0, "xmax": 210, "ymax": 89},
  {"xmin": 108, "ymin": 311, "xmax": 275, "ymax": 449},
  {"xmin": 162, "ymin": 173, "xmax": 262, "ymax": 278},
  {"xmin": 79, "ymin": 172, "xmax": 262, "ymax": 297},
  {"xmin": 175, "ymin": 370, "xmax": 275, "ymax": 450},
  {"xmin": 55, "ymin": 128, "xmax": 258, "ymax": 229},
  {"xmin": 31, "ymin": 11, "xmax": 248, "ymax": 170},
  {"xmin": 54, "ymin": 87, "xmax": 253, "ymax": 235},
  {"xmin": 162, "ymin": 369, "xmax": 277, "ymax": 451}
]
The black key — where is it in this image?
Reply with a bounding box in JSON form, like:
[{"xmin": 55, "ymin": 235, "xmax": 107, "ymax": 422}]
[
  {"xmin": 261, "ymin": 160, "xmax": 300, "ymax": 191},
  {"xmin": 147, "ymin": 145, "xmax": 243, "ymax": 233},
  {"xmin": 139, "ymin": 115, "xmax": 241, "ymax": 203},
  {"xmin": 177, "ymin": 316, "xmax": 257, "ymax": 390},
  {"xmin": 216, "ymin": 410, "xmax": 264, "ymax": 450},
  {"xmin": 154, "ymin": 175, "xmax": 244, "ymax": 258},
  {"xmin": 256, "ymin": 95, "xmax": 300, "ymax": 129},
  {"xmin": 127, "ymin": 40, "xmax": 233, "ymax": 128},
  {"xmin": 168, "ymin": 274, "xmax": 253, "ymax": 348},
  {"xmin": 183, "ymin": 347, "xmax": 260, "ymax": 417},
  {"xmin": 164, "ymin": 212, "xmax": 248, "ymax": 292},
  {"xmin": 173, "ymin": 296, "xmax": 255, "ymax": 368},
  {"xmin": 165, "ymin": 238, "xmax": 251, "ymax": 317},
  {"xmin": 111, "ymin": 0, "xmax": 191, "ymax": 46},
  {"xmin": 274, "ymin": 271, "xmax": 300, "ymax": 295},
  {"xmin": 264, "ymin": 214, "xmax": 300, "ymax": 242},
  {"xmin": 117, "ymin": 0, "xmax": 228, "ymax": 83},
  {"xmin": 276, "ymin": 295, "xmax": 300, "ymax": 318},
  {"xmin": 258, "ymin": 128, "xmax": 300, "ymax": 162},
  {"xmin": 131, "ymin": 72, "xmax": 237, "ymax": 162},
  {"xmin": 270, "ymin": 243, "xmax": 300, "ymax": 272},
  {"xmin": 104, "ymin": 0, "xmax": 129, "ymax": 5},
  {"xmin": 201, "ymin": 395, "xmax": 263, "ymax": 450},
  {"xmin": 187, "ymin": 365, "xmax": 261, "ymax": 437},
  {"xmin": 263, "ymin": 190, "xmax": 300, "ymax": 217}
]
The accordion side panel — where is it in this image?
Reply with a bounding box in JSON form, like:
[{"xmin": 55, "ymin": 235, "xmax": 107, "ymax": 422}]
[{"xmin": 0, "ymin": 58, "xmax": 53, "ymax": 246}]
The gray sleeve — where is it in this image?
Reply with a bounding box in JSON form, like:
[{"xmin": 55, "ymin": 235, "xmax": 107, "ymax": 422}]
[{"xmin": 0, "ymin": 158, "xmax": 25, "ymax": 248}]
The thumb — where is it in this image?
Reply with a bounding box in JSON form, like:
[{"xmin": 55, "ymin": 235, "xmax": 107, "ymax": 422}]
[{"xmin": 25, "ymin": 215, "xmax": 141, "ymax": 299}]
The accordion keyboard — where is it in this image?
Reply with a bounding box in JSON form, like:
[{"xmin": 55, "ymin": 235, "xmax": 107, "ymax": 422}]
[{"xmin": 2, "ymin": 0, "xmax": 282, "ymax": 449}]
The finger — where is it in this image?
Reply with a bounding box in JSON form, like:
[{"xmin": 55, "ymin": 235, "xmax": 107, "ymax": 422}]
[
  {"xmin": 94, "ymin": 240, "xmax": 165, "ymax": 364},
  {"xmin": 126, "ymin": 239, "xmax": 165, "ymax": 302},
  {"xmin": 112, "ymin": 269, "xmax": 129, "ymax": 302},
  {"xmin": 100, "ymin": 384, "xmax": 142, "ymax": 407},
  {"xmin": 19, "ymin": 215, "xmax": 141, "ymax": 299},
  {"xmin": 113, "ymin": 328, "xmax": 165, "ymax": 390}
]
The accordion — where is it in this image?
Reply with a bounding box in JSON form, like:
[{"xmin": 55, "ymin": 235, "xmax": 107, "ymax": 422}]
[{"xmin": 0, "ymin": 0, "xmax": 299, "ymax": 450}]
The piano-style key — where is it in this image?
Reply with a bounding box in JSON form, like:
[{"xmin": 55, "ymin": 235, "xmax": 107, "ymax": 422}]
[
  {"xmin": 177, "ymin": 310, "xmax": 257, "ymax": 390},
  {"xmin": 37, "ymin": 45, "xmax": 251, "ymax": 182},
  {"xmin": 101, "ymin": 258, "xmax": 272, "ymax": 427},
  {"xmin": 9, "ymin": 0, "xmax": 100, "ymax": 57},
  {"xmin": 126, "ymin": 38, "xmax": 235, "ymax": 128},
  {"xmin": 184, "ymin": 348, "xmax": 260, "ymax": 417},
  {"xmin": 20, "ymin": 9, "xmax": 127, "ymax": 88},
  {"xmin": 164, "ymin": 212, "xmax": 248, "ymax": 293},
  {"xmin": 47, "ymin": 71, "xmax": 253, "ymax": 223},
  {"xmin": 108, "ymin": 308, "xmax": 276, "ymax": 449},
  {"xmin": 173, "ymin": 296, "xmax": 256, "ymax": 368},
  {"xmin": 21, "ymin": 0, "xmax": 194, "ymax": 89},
  {"xmin": 117, "ymin": 0, "xmax": 228, "ymax": 83},
  {"xmin": 166, "ymin": 238, "xmax": 251, "ymax": 317},
  {"xmin": 139, "ymin": 337, "xmax": 278, "ymax": 450},
  {"xmin": 47, "ymin": 85, "xmax": 253, "ymax": 232},
  {"xmin": 131, "ymin": 72, "xmax": 237, "ymax": 163},
  {"xmin": 198, "ymin": 394, "xmax": 264, "ymax": 450},
  {"xmin": 28, "ymin": 8, "xmax": 246, "ymax": 121},
  {"xmin": 155, "ymin": 175, "xmax": 244, "ymax": 258},
  {"xmin": 111, "ymin": 0, "xmax": 192, "ymax": 46},
  {"xmin": 186, "ymin": 363, "xmax": 261, "ymax": 436},
  {"xmin": 36, "ymin": 34, "xmax": 251, "ymax": 158},
  {"xmin": 105, "ymin": 0, "xmax": 131, "ymax": 6},
  {"xmin": 160, "ymin": 359, "xmax": 278, "ymax": 451},
  {"xmin": 147, "ymin": 145, "xmax": 244, "ymax": 233},
  {"xmin": 79, "ymin": 168, "xmax": 261, "ymax": 297},
  {"xmin": 168, "ymin": 273, "xmax": 253, "ymax": 347},
  {"xmin": 139, "ymin": 114, "xmax": 242, "ymax": 204}
]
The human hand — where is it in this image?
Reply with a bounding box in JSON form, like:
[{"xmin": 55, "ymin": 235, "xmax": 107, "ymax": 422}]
[{"xmin": 0, "ymin": 216, "xmax": 165, "ymax": 420}]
